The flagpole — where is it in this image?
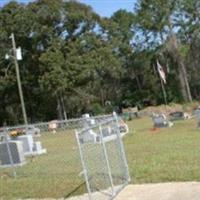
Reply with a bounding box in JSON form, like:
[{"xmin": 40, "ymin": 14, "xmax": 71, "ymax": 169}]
[
  {"xmin": 156, "ymin": 60, "xmax": 168, "ymax": 106},
  {"xmin": 160, "ymin": 78, "xmax": 167, "ymax": 105}
]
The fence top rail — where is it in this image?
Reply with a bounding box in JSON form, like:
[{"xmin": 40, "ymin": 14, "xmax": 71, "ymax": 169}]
[{"xmin": 2, "ymin": 114, "xmax": 113, "ymax": 132}]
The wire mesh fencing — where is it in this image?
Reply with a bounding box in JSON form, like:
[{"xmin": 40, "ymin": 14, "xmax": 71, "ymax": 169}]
[
  {"xmin": 0, "ymin": 113, "xmax": 130, "ymax": 200},
  {"xmin": 76, "ymin": 114, "xmax": 130, "ymax": 200},
  {"xmin": 5, "ymin": 114, "xmax": 113, "ymax": 133},
  {"xmin": 0, "ymin": 128, "xmax": 86, "ymax": 199}
]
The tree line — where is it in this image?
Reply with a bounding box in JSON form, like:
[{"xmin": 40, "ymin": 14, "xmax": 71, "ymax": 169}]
[{"xmin": 0, "ymin": 0, "xmax": 200, "ymax": 125}]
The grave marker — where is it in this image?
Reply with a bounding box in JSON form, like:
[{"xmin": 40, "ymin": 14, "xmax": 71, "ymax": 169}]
[
  {"xmin": 152, "ymin": 113, "xmax": 173, "ymax": 128},
  {"xmin": 13, "ymin": 135, "xmax": 34, "ymax": 155},
  {"xmin": 169, "ymin": 111, "xmax": 190, "ymax": 121},
  {"xmin": 0, "ymin": 140, "xmax": 26, "ymax": 167}
]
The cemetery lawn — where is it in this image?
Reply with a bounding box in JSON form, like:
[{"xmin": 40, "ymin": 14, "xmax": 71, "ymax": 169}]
[
  {"xmin": 126, "ymin": 117, "xmax": 200, "ymax": 183},
  {"xmin": 1, "ymin": 117, "xmax": 200, "ymax": 199}
]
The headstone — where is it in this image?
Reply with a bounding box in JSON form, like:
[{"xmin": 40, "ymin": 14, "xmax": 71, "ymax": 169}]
[
  {"xmin": 13, "ymin": 135, "xmax": 34, "ymax": 155},
  {"xmin": 26, "ymin": 126, "xmax": 41, "ymax": 136},
  {"xmin": 122, "ymin": 106, "xmax": 139, "ymax": 120},
  {"xmin": 32, "ymin": 141, "xmax": 47, "ymax": 155},
  {"xmin": 99, "ymin": 126, "xmax": 118, "ymax": 142},
  {"xmin": 152, "ymin": 113, "xmax": 173, "ymax": 128},
  {"xmin": 195, "ymin": 108, "xmax": 200, "ymax": 128},
  {"xmin": 102, "ymin": 127, "xmax": 112, "ymax": 137},
  {"xmin": 80, "ymin": 114, "xmax": 98, "ymax": 143},
  {"xmin": 169, "ymin": 111, "xmax": 190, "ymax": 121},
  {"xmin": 80, "ymin": 130, "xmax": 97, "ymax": 144},
  {"xmin": 0, "ymin": 140, "xmax": 26, "ymax": 167},
  {"xmin": 90, "ymin": 119, "xmax": 95, "ymax": 125},
  {"xmin": 82, "ymin": 113, "xmax": 95, "ymax": 127},
  {"xmin": 82, "ymin": 113, "xmax": 90, "ymax": 118}
]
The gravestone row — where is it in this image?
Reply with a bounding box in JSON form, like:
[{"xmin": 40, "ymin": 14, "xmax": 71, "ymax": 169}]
[
  {"xmin": 151, "ymin": 110, "xmax": 197, "ymax": 128},
  {"xmin": 79, "ymin": 113, "xmax": 129, "ymax": 144},
  {"xmin": 0, "ymin": 131, "xmax": 46, "ymax": 168}
]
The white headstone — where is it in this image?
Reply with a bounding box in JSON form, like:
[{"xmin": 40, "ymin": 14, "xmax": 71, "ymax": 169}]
[
  {"xmin": 26, "ymin": 126, "xmax": 41, "ymax": 136},
  {"xmin": 90, "ymin": 119, "xmax": 95, "ymax": 125},
  {"xmin": 13, "ymin": 135, "xmax": 34, "ymax": 155},
  {"xmin": 32, "ymin": 141, "xmax": 47, "ymax": 155},
  {"xmin": 82, "ymin": 113, "xmax": 90, "ymax": 118}
]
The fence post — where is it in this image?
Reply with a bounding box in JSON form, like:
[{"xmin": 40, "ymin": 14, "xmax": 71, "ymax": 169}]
[
  {"xmin": 113, "ymin": 113, "xmax": 131, "ymax": 183},
  {"xmin": 99, "ymin": 125, "xmax": 115, "ymax": 195},
  {"xmin": 75, "ymin": 130, "xmax": 92, "ymax": 200}
]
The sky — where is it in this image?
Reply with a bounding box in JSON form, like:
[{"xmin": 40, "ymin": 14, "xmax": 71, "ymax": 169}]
[
  {"xmin": 79, "ymin": 0, "xmax": 136, "ymax": 17},
  {"xmin": 0, "ymin": 0, "xmax": 137, "ymax": 17}
]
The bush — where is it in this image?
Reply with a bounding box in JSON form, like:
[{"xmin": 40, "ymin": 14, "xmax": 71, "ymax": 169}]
[{"xmin": 91, "ymin": 103, "xmax": 105, "ymax": 115}]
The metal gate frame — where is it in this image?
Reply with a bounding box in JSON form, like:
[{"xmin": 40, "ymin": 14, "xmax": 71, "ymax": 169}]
[{"xmin": 76, "ymin": 113, "xmax": 130, "ymax": 200}]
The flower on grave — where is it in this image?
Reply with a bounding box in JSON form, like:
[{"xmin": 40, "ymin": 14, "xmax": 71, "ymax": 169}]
[{"xmin": 9, "ymin": 129, "xmax": 25, "ymax": 137}]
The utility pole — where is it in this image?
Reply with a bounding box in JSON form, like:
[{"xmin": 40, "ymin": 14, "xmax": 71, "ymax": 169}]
[{"xmin": 10, "ymin": 33, "xmax": 28, "ymax": 125}]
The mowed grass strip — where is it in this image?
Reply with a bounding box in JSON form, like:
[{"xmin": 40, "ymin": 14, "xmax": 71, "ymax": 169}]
[
  {"xmin": 125, "ymin": 117, "xmax": 200, "ymax": 183},
  {"xmin": 0, "ymin": 131, "xmax": 85, "ymax": 199},
  {"xmin": 1, "ymin": 117, "xmax": 200, "ymax": 199}
]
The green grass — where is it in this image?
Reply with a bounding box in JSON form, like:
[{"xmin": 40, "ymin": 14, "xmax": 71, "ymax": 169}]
[
  {"xmin": 0, "ymin": 132, "xmax": 86, "ymax": 199},
  {"xmin": 125, "ymin": 117, "xmax": 200, "ymax": 183},
  {"xmin": 1, "ymin": 117, "xmax": 200, "ymax": 199}
]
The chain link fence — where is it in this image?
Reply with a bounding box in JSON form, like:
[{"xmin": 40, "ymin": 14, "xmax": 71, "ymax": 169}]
[
  {"xmin": 4, "ymin": 114, "xmax": 113, "ymax": 133},
  {"xmin": 76, "ymin": 114, "xmax": 130, "ymax": 200},
  {"xmin": 0, "ymin": 113, "xmax": 130, "ymax": 200}
]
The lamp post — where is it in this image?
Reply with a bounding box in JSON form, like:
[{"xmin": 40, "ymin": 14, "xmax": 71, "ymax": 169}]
[{"xmin": 7, "ymin": 33, "xmax": 28, "ymax": 125}]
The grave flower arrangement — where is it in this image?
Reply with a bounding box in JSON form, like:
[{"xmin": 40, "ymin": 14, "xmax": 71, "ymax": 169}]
[{"xmin": 9, "ymin": 129, "xmax": 25, "ymax": 138}]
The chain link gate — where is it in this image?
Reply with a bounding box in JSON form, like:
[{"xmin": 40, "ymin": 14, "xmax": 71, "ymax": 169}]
[{"xmin": 76, "ymin": 114, "xmax": 130, "ymax": 200}]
